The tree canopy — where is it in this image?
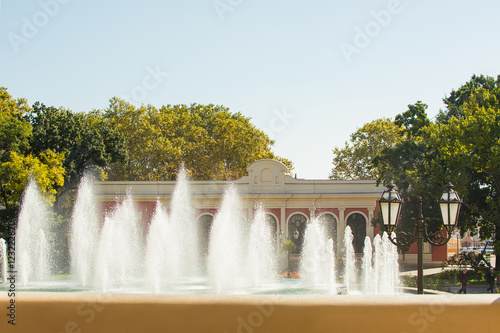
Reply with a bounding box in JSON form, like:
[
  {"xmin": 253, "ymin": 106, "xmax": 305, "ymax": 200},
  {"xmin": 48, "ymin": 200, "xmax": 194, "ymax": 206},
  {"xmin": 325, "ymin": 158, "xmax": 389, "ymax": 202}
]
[
  {"xmin": 331, "ymin": 75, "xmax": 500, "ymax": 244},
  {"xmin": 104, "ymin": 98, "xmax": 293, "ymax": 181},
  {"xmin": 330, "ymin": 118, "xmax": 402, "ymax": 180},
  {"xmin": 27, "ymin": 102, "xmax": 127, "ymax": 200},
  {"xmin": 0, "ymin": 88, "xmax": 66, "ymax": 238},
  {"xmin": 0, "ymin": 87, "xmax": 293, "ymax": 238}
]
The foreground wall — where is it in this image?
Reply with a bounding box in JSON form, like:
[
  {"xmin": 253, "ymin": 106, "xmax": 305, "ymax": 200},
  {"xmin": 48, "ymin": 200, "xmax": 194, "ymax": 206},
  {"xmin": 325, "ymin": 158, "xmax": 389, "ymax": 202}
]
[{"xmin": 2, "ymin": 293, "xmax": 499, "ymax": 333}]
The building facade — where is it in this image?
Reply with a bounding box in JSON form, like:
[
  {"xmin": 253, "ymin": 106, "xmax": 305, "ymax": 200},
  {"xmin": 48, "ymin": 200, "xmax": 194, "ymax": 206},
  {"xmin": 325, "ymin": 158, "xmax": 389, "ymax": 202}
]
[{"xmin": 94, "ymin": 159, "xmax": 446, "ymax": 267}]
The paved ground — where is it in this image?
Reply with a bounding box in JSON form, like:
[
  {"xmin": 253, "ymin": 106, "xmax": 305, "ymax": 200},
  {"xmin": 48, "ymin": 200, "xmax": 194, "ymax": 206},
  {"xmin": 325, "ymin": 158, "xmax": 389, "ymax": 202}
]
[
  {"xmin": 446, "ymin": 284, "xmax": 498, "ymax": 294},
  {"xmin": 399, "ymin": 266, "xmax": 498, "ymax": 294}
]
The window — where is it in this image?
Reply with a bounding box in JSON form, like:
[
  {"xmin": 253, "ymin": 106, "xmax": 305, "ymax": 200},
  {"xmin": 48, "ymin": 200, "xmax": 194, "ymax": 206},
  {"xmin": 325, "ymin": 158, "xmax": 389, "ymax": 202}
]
[
  {"xmin": 198, "ymin": 215, "xmax": 213, "ymax": 257},
  {"xmin": 288, "ymin": 214, "xmax": 307, "ymax": 254},
  {"xmin": 346, "ymin": 213, "xmax": 366, "ymax": 253},
  {"xmin": 318, "ymin": 213, "xmax": 338, "ymax": 253}
]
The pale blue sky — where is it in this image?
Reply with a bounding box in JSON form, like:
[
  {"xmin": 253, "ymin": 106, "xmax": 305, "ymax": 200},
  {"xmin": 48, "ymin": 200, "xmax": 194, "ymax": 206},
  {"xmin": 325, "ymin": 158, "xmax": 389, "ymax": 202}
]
[{"xmin": 1, "ymin": 0, "xmax": 499, "ymax": 179}]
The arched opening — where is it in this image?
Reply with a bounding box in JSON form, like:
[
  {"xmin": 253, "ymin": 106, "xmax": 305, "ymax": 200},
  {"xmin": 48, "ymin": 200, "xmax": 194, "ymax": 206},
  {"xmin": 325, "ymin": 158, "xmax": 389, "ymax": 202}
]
[
  {"xmin": 197, "ymin": 214, "xmax": 213, "ymax": 258},
  {"xmin": 261, "ymin": 168, "xmax": 272, "ymax": 182},
  {"xmin": 265, "ymin": 214, "xmax": 278, "ymax": 244},
  {"xmin": 346, "ymin": 213, "xmax": 366, "ymax": 253},
  {"xmin": 287, "ymin": 214, "xmax": 307, "ymax": 254},
  {"xmin": 318, "ymin": 213, "xmax": 338, "ymax": 254}
]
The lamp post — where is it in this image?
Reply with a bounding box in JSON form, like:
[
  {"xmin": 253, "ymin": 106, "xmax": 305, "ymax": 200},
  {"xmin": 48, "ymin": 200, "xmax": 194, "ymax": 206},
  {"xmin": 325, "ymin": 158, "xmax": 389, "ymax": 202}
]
[
  {"xmin": 378, "ymin": 182, "xmax": 461, "ymax": 294},
  {"xmin": 280, "ymin": 229, "xmax": 300, "ymax": 278}
]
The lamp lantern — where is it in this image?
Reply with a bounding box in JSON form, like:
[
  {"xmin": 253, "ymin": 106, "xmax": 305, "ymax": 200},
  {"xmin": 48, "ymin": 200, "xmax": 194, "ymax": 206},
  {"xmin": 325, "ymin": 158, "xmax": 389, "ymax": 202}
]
[
  {"xmin": 439, "ymin": 182, "xmax": 461, "ymax": 227},
  {"xmin": 379, "ymin": 181, "xmax": 403, "ymax": 228}
]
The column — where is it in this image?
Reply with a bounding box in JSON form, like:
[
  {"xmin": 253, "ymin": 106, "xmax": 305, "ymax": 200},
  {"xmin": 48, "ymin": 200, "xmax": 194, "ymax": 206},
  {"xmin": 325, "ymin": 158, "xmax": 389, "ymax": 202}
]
[
  {"xmin": 280, "ymin": 201, "xmax": 287, "ymax": 236},
  {"xmin": 309, "ymin": 207, "xmax": 316, "ymax": 221},
  {"xmin": 280, "ymin": 201, "xmax": 287, "ymax": 269},
  {"xmin": 367, "ymin": 207, "xmax": 375, "ymax": 239},
  {"xmin": 338, "ymin": 208, "xmax": 346, "ymax": 249}
]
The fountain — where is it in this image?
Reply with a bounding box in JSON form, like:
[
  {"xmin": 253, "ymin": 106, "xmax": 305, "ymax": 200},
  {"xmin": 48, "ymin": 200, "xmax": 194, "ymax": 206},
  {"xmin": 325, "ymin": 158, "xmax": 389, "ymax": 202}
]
[
  {"xmin": 70, "ymin": 175, "xmax": 99, "ymax": 287},
  {"xmin": 95, "ymin": 192, "xmax": 143, "ymax": 291},
  {"xmin": 207, "ymin": 184, "xmax": 248, "ymax": 293},
  {"xmin": 343, "ymin": 226, "xmax": 356, "ymax": 293},
  {"xmin": 15, "ymin": 181, "xmax": 53, "ymax": 286},
  {"xmin": 9, "ymin": 172, "xmax": 401, "ymax": 296},
  {"xmin": 300, "ymin": 219, "xmax": 336, "ymax": 294},
  {"xmin": 371, "ymin": 233, "xmax": 400, "ymax": 294},
  {"xmin": 145, "ymin": 201, "xmax": 175, "ymax": 292},
  {"xmin": 362, "ymin": 236, "xmax": 374, "ymax": 294},
  {"xmin": 167, "ymin": 167, "xmax": 200, "ymax": 278},
  {"xmin": 0, "ymin": 238, "xmax": 7, "ymax": 284},
  {"xmin": 247, "ymin": 204, "xmax": 277, "ymax": 288}
]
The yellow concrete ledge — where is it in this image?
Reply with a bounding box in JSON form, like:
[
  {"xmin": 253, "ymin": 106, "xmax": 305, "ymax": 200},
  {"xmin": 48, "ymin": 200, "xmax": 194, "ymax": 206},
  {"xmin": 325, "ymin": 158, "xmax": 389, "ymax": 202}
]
[{"xmin": 1, "ymin": 293, "xmax": 499, "ymax": 333}]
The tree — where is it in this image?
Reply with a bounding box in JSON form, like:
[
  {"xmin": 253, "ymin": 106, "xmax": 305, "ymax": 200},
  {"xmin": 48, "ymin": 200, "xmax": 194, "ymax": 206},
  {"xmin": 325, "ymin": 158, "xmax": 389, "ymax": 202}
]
[
  {"xmin": 330, "ymin": 118, "xmax": 402, "ymax": 180},
  {"xmin": 104, "ymin": 98, "xmax": 293, "ymax": 181},
  {"xmin": 0, "ymin": 88, "xmax": 66, "ymax": 239},
  {"xmin": 430, "ymin": 83, "xmax": 500, "ymax": 268},
  {"xmin": 373, "ymin": 75, "xmax": 500, "ymax": 268},
  {"xmin": 27, "ymin": 102, "xmax": 127, "ymax": 206},
  {"xmin": 440, "ymin": 74, "xmax": 500, "ymax": 122},
  {"xmin": 373, "ymin": 102, "xmax": 448, "ymax": 235}
]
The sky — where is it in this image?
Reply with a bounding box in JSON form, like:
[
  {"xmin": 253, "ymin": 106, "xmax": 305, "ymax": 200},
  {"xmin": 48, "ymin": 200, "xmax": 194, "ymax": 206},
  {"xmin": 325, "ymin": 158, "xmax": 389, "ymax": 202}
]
[{"xmin": 1, "ymin": 0, "xmax": 499, "ymax": 179}]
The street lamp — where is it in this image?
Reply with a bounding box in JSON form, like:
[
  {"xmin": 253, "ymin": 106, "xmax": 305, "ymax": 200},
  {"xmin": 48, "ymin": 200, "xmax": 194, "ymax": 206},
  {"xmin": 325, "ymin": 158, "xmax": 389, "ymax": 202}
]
[
  {"xmin": 280, "ymin": 229, "xmax": 300, "ymax": 278},
  {"xmin": 378, "ymin": 182, "xmax": 461, "ymax": 294}
]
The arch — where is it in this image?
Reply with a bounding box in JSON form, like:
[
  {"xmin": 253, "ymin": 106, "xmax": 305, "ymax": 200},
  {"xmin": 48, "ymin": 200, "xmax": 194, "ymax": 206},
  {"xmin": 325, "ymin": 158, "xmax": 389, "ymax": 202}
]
[
  {"xmin": 318, "ymin": 213, "xmax": 338, "ymax": 254},
  {"xmin": 265, "ymin": 213, "xmax": 278, "ymax": 241},
  {"xmin": 197, "ymin": 214, "xmax": 214, "ymax": 257},
  {"xmin": 287, "ymin": 213, "xmax": 308, "ymax": 254},
  {"xmin": 346, "ymin": 212, "xmax": 367, "ymax": 254},
  {"xmin": 261, "ymin": 168, "xmax": 272, "ymax": 182}
]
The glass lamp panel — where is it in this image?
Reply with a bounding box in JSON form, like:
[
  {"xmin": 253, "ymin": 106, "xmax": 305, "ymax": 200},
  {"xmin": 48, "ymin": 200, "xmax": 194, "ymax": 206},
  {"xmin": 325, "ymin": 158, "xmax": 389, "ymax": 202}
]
[
  {"xmin": 380, "ymin": 201, "xmax": 390, "ymax": 226},
  {"xmin": 440, "ymin": 202, "xmax": 460, "ymax": 226},
  {"xmin": 448, "ymin": 202, "xmax": 459, "ymax": 226},
  {"xmin": 440, "ymin": 202, "xmax": 449, "ymax": 225},
  {"xmin": 389, "ymin": 202, "xmax": 400, "ymax": 226}
]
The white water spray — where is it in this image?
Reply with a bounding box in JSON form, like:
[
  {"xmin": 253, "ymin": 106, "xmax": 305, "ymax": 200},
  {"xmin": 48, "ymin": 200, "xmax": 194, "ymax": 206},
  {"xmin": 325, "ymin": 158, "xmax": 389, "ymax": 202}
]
[
  {"xmin": 300, "ymin": 219, "xmax": 336, "ymax": 293},
  {"xmin": 0, "ymin": 238, "xmax": 7, "ymax": 284},
  {"xmin": 95, "ymin": 193, "xmax": 143, "ymax": 291},
  {"xmin": 343, "ymin": 226, "xmax": 356, "ymax": 293},
  {"xmin": 16, "ymin": 181, "xmax": 52, "ymax": 286},
  {"xmin": 247, "ymin": 205, "xmax": 277, "ymax": 287},
  {"xmin": 207, "ymin": 185, "xmax": 247, "ymax": 293},
  {"xmin": 362, "ymin": 236, "xmax": 374, "ymax": 294},
  {"xmin": 70, "ymin": 175, "xmax": 100, "ymax": 287}
]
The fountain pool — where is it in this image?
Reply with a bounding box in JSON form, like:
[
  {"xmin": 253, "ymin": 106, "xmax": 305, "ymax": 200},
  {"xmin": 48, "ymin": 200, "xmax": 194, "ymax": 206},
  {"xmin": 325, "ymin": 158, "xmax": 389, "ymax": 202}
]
[{"xmin": 1, "ymin": 170, "xmax": 401, "ymax": 296}]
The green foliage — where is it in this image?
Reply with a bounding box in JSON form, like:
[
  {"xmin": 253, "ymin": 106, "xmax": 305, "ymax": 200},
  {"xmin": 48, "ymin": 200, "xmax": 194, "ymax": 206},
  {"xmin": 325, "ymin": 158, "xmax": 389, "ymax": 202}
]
[
  {"xmin": 394, "ymin": 101, "xmax": 431, "ymax": 137},
  {"xmin": 440, "ymin": 74, "xmax": 500, "ymax": 121},
  {"xmin": 1, "ymin": 151, "xmax": 65, "ymax": 206},
  {"xmin": 330, "ymin": 118, "xmax": 402, "ymax": 180},
  {"xmin": 281, "ymin": 239, "xmax": 297, "ymax": 253},
  {"xmin": 0, "ymin": 88, "xmax": 66, "ymax": 209},
  {"xmin": 430, "ymin": 80, "xmax": 500, "ymax": 236},
  {"xmin": 104, "ymin": 98, "xmax": 293, "ymax": 181},
  {"xmin": 28, "ymin": 103, "xmax": 127, "ymax": 192},
  {"xmin": 445, "ymin": 252, "xmax": 490, "ymax": 271},
  {"xmin": 495, "ymin": 241, "xmax": 500, "ymax": 256},
  {"xmin": 332, "ymin": 75, "xmax": 500, "ymax": 243},
  {"xmin": 0, "ymin": 88, "xmax": 67, "ymax": 239},
  {"xmin": 0, "ymin": 88, "xmax": 31, "ymax": 162}
]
